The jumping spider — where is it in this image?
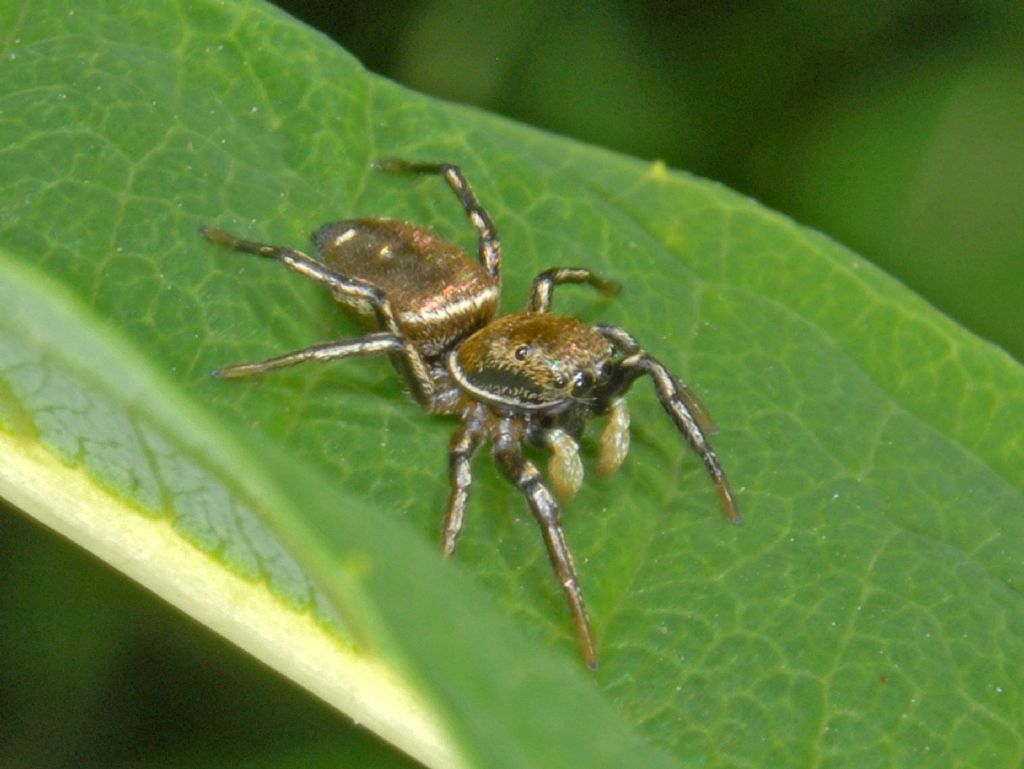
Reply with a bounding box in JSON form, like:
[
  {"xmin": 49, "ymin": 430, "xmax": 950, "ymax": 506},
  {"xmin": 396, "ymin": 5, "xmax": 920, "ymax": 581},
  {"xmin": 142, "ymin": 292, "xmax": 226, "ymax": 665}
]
[{"xmin": 201, "ymin": 160, "xmax": 740, "ymax": 668}]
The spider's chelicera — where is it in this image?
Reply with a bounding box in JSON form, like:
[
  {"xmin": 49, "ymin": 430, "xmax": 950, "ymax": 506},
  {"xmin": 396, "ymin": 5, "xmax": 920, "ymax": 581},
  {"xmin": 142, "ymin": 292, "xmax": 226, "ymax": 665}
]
[{"xmin": 201, "ymin": 160, "xmax": 740, "ymax": 668}]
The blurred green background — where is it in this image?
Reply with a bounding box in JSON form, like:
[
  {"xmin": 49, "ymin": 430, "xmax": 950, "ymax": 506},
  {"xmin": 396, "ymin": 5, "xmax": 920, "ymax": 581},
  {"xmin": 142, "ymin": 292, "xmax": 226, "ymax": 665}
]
[
  {"xmin": 3, "ymin": 1, "xmax": 1022, "ymax": 767},
  {"xmin": 282, "ymin": 0, "xmax": 1024, "ymax": 363}
]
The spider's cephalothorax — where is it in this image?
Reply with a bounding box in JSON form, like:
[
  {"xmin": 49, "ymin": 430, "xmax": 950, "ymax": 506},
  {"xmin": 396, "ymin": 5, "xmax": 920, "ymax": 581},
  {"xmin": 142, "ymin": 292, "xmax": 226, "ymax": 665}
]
[{"xmin": 201, "ymin": 159, "xmax": 740, "ymax": 668}]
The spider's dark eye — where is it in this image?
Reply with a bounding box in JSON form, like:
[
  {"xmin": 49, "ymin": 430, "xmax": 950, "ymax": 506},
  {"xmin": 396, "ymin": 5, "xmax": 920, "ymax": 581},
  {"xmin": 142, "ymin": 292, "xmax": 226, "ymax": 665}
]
[
  {"xmin": 514, "ymin": 344, "xmax": 530, "ymax": 361},
  {"xmin": 597, "ymin": 361, "xmax": 613, "ymax": 380},
  {"xmin": 553, "ymin": 373, "xmax": 569, "ymax": 389},
  {"xmin": 572, "ymin": 371, "xmax": 593, "ymax": 392}
]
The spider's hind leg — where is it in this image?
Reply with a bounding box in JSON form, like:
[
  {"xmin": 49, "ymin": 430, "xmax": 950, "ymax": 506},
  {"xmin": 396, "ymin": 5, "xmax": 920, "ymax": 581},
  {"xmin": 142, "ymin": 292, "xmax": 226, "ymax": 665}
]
[
  {"xmin": 200, "ymin": 225, "xmax": 435, "ymax": 405},
  {"xmin": 213, "ymin": 333, "xmax": 403, "ymax": 379},
  {"xmin": 374, "ymin": 159, "xmax": 501, "ymax": 280},
  {"xmin": 201, "ymin": 226, "xmax": 365, "ymax": 300}
]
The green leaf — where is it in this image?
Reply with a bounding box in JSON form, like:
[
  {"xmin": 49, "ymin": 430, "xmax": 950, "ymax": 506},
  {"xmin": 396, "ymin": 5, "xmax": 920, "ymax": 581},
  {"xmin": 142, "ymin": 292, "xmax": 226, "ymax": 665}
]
[{"xmin": 2, "ymin": 2, "xmax": 1023, "ymax": 769}]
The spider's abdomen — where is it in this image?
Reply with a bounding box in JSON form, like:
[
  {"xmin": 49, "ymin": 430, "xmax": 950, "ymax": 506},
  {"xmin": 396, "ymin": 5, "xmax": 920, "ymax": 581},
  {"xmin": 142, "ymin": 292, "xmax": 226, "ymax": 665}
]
[
  {"xmin": 450, "ymin": 313, "xmax": 614, "ymax": 410},
  {"xmin": 315, "ymin": 219, "xmax": 499, "ymax": 357}
]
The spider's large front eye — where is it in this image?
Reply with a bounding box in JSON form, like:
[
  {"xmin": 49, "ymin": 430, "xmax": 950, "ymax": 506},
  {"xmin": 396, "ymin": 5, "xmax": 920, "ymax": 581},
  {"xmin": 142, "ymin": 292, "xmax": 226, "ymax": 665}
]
[{"xmin": 572, "ymin": 371, "xmax": 593, "ymax": 393}]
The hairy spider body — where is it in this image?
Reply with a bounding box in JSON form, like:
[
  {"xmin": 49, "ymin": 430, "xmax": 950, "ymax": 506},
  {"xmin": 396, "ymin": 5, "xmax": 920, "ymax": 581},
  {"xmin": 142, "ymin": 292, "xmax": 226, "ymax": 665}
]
[
  {"xmin": 201, "ymin": 160, "xmax": 739, "ymax": 668},
  {"xmin": 314, "ymin": 219, "xmax": 500, "ymax": 362}
]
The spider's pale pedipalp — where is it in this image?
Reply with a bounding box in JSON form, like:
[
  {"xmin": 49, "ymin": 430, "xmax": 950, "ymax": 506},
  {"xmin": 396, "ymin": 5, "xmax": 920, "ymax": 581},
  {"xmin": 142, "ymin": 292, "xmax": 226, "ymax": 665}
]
[
  {"xmin": 544, "ymin": 428, "xmax": 585, "ymax": 503},
  {"xmin": 597, "ymin": 397, "xmax": 631, "ymax": 477}
]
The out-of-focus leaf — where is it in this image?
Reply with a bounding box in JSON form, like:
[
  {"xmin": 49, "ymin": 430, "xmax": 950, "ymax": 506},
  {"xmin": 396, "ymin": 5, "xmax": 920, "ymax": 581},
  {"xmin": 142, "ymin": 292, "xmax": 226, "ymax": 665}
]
[{"xmin": 1, "ymin": 2, "xmax": 1022, "ymax": 768}]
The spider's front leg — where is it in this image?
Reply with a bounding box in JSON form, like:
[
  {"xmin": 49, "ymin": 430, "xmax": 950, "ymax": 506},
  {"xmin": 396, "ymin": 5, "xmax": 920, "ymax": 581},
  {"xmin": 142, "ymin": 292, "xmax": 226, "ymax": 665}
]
[
  {"xmin": 528, "ymin": 267, "xmax": 620, "ymax": 313},
  {"xmin": 597, "ymin": 323, "xmax": 715, "ymax": 432},
  {"xmin": 598, "ymin": 326, "xmax": 741, "ymax": 524},
  {"xmin": 441, "ymin": 404, "xmax": 487, "ymax": 556},
  {"xmin": 492, "ymin": 416, "xmax": 598, "ymax": 668}
]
